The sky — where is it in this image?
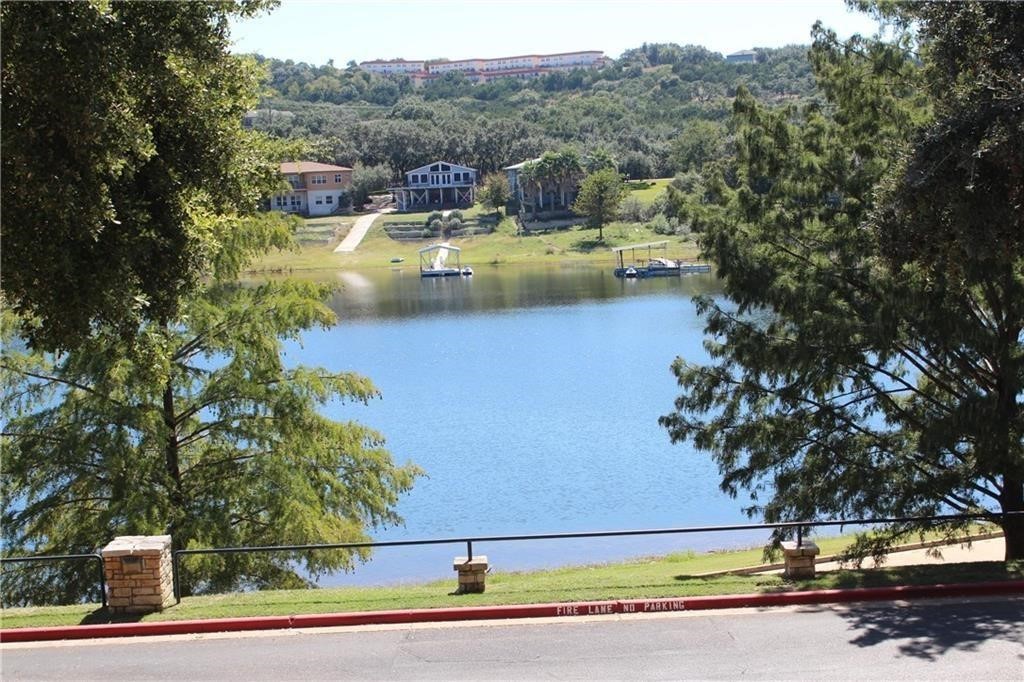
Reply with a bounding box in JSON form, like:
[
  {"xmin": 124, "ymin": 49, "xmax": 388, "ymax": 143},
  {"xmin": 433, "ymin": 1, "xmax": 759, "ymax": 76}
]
[{"xmin": 229, "ymin": 0, "xmax": 881, "ymax": 66}]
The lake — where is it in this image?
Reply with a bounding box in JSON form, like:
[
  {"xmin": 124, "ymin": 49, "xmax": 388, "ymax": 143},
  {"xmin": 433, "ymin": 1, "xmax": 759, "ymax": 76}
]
[{"xmin": 283, "ymin": 265, "xmax": 767, "ymax": 585}]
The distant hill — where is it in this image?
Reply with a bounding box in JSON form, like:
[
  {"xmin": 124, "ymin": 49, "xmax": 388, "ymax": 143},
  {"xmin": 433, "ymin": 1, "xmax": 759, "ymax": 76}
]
[{"xmin": 246, "ymin": 43, "xmax": 817, "ymax": 179}]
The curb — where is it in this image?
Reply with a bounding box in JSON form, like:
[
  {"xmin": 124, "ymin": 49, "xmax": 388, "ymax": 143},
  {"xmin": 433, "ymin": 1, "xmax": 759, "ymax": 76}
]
[{"xmin": 3, "ymin": 580, "xmax": 1023, "ymax": 644}]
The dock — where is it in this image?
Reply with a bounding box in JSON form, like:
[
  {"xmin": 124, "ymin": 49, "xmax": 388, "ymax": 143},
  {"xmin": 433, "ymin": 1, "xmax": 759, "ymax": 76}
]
[
  {"xmin": 611, "ymin": 240, "xmax": 711, "ymax": 278},
  {"xmin": 419, "ymin": 242, "xmax": 473, "ymax": 278}
]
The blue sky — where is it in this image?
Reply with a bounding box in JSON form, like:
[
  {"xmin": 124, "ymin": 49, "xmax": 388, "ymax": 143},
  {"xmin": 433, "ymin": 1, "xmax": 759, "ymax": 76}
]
[{"xmin": 229, "ymin": 1, "xmax": 881, "ymax": 65}]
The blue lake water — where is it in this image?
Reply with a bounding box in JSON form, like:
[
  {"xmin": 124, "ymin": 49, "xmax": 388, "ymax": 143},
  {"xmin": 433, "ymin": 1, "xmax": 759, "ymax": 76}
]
[{"xmin": 282, "ymin": 265, "xmax": 768, "ymax": 585}]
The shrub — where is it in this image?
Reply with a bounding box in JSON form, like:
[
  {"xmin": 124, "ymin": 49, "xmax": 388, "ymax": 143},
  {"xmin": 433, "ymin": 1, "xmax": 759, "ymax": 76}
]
[{"xmin": 425, "ymin": 211, "xmax": 444, "ymax": 227}]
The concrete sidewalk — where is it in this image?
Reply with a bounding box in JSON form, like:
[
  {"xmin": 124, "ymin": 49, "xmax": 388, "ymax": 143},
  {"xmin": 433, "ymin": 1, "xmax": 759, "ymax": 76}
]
[{"xmin": 333, "ymin": 208, "xmax": 393, "ymax": 253}]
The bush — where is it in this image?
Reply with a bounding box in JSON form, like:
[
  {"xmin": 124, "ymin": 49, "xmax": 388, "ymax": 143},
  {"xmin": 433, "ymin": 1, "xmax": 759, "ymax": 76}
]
[
  {"xmin": 447, "ymin": 209, "xmax": 464, "ymax": 222},
  {"xmin": 425, "ymin": 211, "xmax": 444, "ymax": 227}
]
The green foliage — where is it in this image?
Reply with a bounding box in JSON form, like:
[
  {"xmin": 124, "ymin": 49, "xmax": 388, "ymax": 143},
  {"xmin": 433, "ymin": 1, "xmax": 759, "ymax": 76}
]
[
  {"xmin": 671, "ymin": 119, "xmax": 727, "ymax": 172},
  {"xmin": 350, "ymin": 163, "xmax": 392, "ymax": 207},
  {"xmin": 0, "ymin": 282, "xmax": 421, "ymax": 603},
  {"xmin": 250, "ymin": 44, "xmax": 819, "ymax": 182},
  {"xmin": 661, "ymin": 2, "xmax": 1024, "ymax": 560},
  {"xmin": 0, "ymin": 0, "xmax": 292, "ymax": 352},
  {"xmin": 478, "ymin": 173, "xmax": 511, "ymax": 214},
  {"xmin": 572, "ymin": 168, "xmax": 627, "ymax": 241}
]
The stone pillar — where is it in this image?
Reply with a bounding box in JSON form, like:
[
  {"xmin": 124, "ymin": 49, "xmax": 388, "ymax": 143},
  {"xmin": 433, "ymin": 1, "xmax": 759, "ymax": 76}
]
[
  {"xmin": 781, "ymin": 541, "xmax": 821, "ymax": 579},
  {"xmin": 101, "ymin": 535, "xmax": 175, "ymax": 613},
  {"xmin": 453, "ymin": 555, "xmax": 488, "ymax": 594}
]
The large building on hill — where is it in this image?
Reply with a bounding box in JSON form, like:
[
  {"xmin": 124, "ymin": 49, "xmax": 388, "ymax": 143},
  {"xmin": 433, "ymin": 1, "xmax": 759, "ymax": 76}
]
[{"xmin": 360, "ymin": 50, "xmax": 609, "ymax": 86}]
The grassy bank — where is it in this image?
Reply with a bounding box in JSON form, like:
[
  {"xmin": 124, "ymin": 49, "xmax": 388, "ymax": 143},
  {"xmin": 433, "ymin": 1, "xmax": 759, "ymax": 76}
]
[
  {"xmin": 247, "ymin": 180, "xmax": 691, "ymax": 273},
  {"xmin": 250, "ymin": 215, "xmax": 696, "ymax": 273},
  {"xmin": 3, "ymin": 533, "xmax": 1015, "ymax": 629}
]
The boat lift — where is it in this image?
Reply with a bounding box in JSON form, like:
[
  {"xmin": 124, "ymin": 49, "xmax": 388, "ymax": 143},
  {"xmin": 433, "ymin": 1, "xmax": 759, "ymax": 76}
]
[
  {"xmin": 418, "ymin": 242, "xmax": 473, "ymax": 278},
  {"xmin": 611, "ymin": 240, "xmax": 710, "ymax": 278}
]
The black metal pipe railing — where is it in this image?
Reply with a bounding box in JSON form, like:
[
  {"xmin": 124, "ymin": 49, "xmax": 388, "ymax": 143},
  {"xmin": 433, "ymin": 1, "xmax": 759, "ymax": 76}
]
[
  {"xmin": 0, "ymin": 553, "xmax": 107, "ymax": 608},
  {"xmin": 171, "ymin": 511, "xmax": 1021, "ymax": 602}
]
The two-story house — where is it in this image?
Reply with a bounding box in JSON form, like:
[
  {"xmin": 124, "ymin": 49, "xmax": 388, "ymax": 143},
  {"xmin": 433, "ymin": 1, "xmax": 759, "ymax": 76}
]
[
  {"xmin": 273, "ymin": 161, "xmax": 353, "ymax": 217},
  {"xmin": 390, "ymin": 161, "xmax": 477, "ymax": 211}
]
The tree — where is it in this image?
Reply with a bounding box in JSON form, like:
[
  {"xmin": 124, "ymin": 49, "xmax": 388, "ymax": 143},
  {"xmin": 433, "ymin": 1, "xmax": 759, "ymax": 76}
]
[
  {"xmin": 670, "ymin": 120, "xmax": 726, "ymax": 174},
  {"xmin": 1, "ymin": 278, "xmax": 421, "ymax": 602},
  {"xmin": 1, "ymin": 1, "xmax": 283, "ymax": 352},
  {"xmin": 479, "ymin": 173, "xmax": 511, "ymax": 216},
  {"xmin": 572, "ymin": 168, "xmax": 626, "ymax": 241},
  {"xmin": 660, "ymin": 2, "xmax": 1024, "ymax": 560},
  {"xmin": 350, "ymin": 163, "xmax": 393, "ymax": 208}
]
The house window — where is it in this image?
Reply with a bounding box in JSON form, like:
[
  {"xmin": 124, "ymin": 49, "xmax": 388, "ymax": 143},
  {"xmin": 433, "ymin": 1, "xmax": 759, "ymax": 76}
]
[
  {"xmin": 326, "ymin": 195, "xmax": 333, "ymax": 204},
  {"xmin": 311, "ymin": 175, "xmax": 326, "ymax": 185},
  {"xmin": 441, "ymin": 163, "xmax": 450, "ymax": 171},
  {"xmin": 430, "ymin": 164, "xmax": 440, "ymax": 172},
  {"xmin": 315, "ymin": 198, "xmax": 323, "ymax": 205},
  {"xmin": 334, "ymin": 173, "xmax": 343, "ymax": 183},
  {"xmin": 290, "ymin": 196, "xmax": 300, "ymax": 206}
]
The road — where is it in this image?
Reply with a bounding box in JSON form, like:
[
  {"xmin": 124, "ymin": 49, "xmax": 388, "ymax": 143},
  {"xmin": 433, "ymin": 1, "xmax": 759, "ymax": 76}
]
[{"xmin": 3, "ymin": 596, "xmax": 1022, "ymax": 680}]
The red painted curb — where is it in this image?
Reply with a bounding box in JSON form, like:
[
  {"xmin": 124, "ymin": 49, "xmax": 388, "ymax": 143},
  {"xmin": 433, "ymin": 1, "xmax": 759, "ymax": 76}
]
[{"xmin": 3, "ymin": 581, "xmax": 1022, "ymax": 644}]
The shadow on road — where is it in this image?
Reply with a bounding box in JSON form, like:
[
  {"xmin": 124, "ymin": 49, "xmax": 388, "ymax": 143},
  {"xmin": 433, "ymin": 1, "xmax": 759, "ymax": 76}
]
[{"xmin": 836, "ymin": 595, "xmax": 1024, "ymax": 661}]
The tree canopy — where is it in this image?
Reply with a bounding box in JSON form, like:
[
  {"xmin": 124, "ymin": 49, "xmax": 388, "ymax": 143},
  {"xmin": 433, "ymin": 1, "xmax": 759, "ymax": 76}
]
[
  {"xmin": 661, "ymin": 1, "xmax": 1024, "ymax": 560},
  {"xmin": 1, "ymin": 278, "xmax": 420, "ymax": 602},
  {"xmin": 572, "ymin": 168, "xmax": 627, "ymax": 241},
  {"xmin": 1, "ymin": 0, "xmax": 286, "ymax": 351}
]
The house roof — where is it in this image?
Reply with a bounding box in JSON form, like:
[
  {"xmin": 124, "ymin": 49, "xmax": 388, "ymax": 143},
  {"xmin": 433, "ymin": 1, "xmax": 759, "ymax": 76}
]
[
  {"xmin": 279, "ymin": 161, "xmax": 352, "ymax": 174},
  {"xmin": 406, "ymin": 160, "xmax": 477, "ymax": 175}
]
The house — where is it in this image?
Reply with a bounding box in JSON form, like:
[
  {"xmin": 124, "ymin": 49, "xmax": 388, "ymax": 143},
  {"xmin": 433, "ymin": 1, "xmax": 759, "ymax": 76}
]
[
  {"xmin": 725, "ymin": 50, "xmax": 758, "ymax": 64},
  {"xmin": 390, "ymin": 161, "xmax": 477, "ymax": 211},
  {"xmin": 505, "ymin": 153, "xmax": 585, "ymax": 215},
  {"xmin": 272, "ymin": 162, "xmax": 352, "ymax": 217}
]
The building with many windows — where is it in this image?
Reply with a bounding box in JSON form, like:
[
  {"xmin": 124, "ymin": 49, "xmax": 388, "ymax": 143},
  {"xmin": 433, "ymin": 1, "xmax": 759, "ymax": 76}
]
[
  {"xmin": 389, "ymin": 160, "xmax": 477, "ymax": 211},
  {"xmin": 360, "ymin": 50, "xmax": 609, "ymax": 86},
  {"xmin": 272, "ymin": 161, "xmax": 352, "ymax": 217}
]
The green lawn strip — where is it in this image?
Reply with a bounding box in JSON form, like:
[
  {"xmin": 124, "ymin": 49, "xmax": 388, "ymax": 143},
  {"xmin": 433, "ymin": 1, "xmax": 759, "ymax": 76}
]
[
  {"xmin": 626, "ymin": 178, "xmax": 672, "ymax": 205},
  {"xmin": 248, "ymin": 211, "xmax": 697, "ymax": 273},
  {"xmin": 3, "ymin": 533, "xmax": 1015, "ymax": 629}
]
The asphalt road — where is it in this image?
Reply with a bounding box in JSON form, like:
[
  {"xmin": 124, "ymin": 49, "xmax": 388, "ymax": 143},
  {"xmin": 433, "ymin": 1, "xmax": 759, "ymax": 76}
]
[{"xmin": 3, "ymin": 596, "xmax": 1022, "ymax": 680}]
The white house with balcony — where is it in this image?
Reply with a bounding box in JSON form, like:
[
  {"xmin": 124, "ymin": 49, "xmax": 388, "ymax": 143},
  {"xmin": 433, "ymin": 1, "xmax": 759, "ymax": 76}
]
[{"xmin": 390, "ymin": 161, "xmax": 477, "ymax": 212}]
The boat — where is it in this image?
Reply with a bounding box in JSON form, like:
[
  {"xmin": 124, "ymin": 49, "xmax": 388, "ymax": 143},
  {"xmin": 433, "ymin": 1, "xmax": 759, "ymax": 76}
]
[
  {"xmin": 624, "ymin": 267, "xmax": 638, "ymax": 278},
  {"xmin": 462, "ymin": 266, "xmax": 474, "ymax": 276},
  {"xmin": 390, "ymin": 257, "xmax": 404, "ymax": 263}
]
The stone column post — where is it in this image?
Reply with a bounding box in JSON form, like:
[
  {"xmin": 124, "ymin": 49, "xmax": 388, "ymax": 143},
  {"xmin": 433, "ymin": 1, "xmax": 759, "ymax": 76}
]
[
  {"xmin": 781, "ymin": 540, "xmax": 821, "ymax": 579},
  {"xmin": 453, "ymin": 555, "xmax": 488, "ymax": 594},
  {"xmin": 101, "ymin": 535, "xmax": 175, "ymax": 613}
]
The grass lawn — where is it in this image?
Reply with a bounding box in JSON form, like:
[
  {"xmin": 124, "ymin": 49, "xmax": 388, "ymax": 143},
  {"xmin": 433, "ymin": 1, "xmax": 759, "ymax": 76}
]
[
  {"xmin": 3, "ymin": 533, "xmax": 1016, "ymax": 629},
  {"xmin": 626, "ymin": 178, "xmax": 672, "ymax": 205},
  {"xmin": 248, "ymin": 210, "xmax": 697, "ymax": 273}
]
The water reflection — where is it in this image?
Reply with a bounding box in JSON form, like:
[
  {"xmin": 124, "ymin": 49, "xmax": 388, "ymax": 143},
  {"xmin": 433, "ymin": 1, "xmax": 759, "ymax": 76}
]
[{"xmin": 314, "ymin": 265, "xmax": 722, "ymax": 321}]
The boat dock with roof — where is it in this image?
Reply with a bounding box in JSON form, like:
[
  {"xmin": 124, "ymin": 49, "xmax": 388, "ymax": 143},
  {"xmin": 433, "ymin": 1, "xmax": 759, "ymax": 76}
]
[
  {"xmin": 419, "ymin": 242, "xmax": 473, "ymax": 278},
  {"xmin": 612, "ymin": 240, "xmax": 711, "ymax": 278}
]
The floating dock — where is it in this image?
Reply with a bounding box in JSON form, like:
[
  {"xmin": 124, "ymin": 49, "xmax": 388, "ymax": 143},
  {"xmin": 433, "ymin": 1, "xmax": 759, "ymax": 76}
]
[{"xmin": 611, "ymin": 240, "xmax": 711, "ymax": 278}]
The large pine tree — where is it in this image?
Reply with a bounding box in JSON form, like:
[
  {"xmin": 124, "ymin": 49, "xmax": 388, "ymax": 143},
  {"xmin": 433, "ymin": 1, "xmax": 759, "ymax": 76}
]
[{"xmin": 661, "ymin": 1, "xmax": 1024, "ymax": 560}]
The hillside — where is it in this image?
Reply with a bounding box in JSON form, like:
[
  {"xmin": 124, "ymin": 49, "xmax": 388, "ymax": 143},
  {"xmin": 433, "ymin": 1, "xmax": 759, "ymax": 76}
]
[{"xmin": 245, "ymin": 43, "xmax": 817, "ymax": 179}]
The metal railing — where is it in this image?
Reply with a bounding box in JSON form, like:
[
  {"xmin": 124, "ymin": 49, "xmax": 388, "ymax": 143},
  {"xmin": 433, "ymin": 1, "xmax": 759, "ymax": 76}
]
[
  {"xmin": 172, "ymin": 511, "xmax": 1020, "ymax": 602},
  {"xmin": 1, "ymin": 512, "xmax": 1015, "ymax": 608},
  {"xmin": 0, "ymin": 553, "xmax": 107, "ymax": 608}
]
